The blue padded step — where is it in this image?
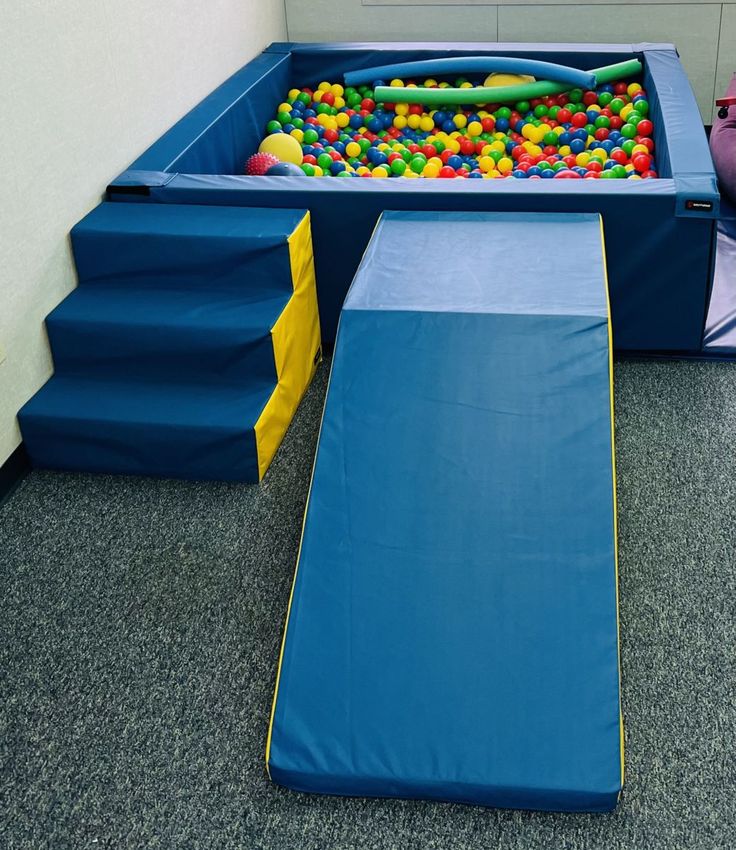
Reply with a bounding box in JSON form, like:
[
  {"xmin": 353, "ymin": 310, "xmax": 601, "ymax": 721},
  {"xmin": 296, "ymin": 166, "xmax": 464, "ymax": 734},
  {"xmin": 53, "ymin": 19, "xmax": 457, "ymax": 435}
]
[
  {"xmin": 20, "ymin": 375, "xmax": 275, "ymax": 481},
  {"xmin": 46, "ymin": 285, "xmax": 290, "ymax": 383},
  {"xmin": 267, "ymin": 211, "xmax": 623, "ymax": 813},
  {"xmin": 71, "ymin": 202, "xmax": 305, "ymax": 294},
  {"xmin": 20, "ymin": 202, "xmax": 321, "ymax": 481}
]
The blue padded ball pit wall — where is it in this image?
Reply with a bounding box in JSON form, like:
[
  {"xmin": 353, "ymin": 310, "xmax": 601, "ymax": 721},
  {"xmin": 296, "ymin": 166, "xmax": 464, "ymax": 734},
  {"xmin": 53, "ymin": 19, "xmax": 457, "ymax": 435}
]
[{"xmin": 109, "ymin": 42, "xmax": 720, "ymax": 356}]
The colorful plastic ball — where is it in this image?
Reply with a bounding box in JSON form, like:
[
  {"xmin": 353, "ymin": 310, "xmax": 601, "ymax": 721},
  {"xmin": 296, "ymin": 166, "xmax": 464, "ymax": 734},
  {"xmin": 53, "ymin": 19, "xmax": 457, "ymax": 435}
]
[{"xmin": 245, "ymin": 152, "xmax": 281, "ymax": 175}]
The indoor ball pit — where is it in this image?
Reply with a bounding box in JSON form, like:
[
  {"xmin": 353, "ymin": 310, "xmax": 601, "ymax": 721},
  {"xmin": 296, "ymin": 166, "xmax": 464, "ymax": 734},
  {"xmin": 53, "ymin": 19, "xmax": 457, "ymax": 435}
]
[{"xmin": 109, "ymin": 42, "xmax": 719, "ymax": 354}]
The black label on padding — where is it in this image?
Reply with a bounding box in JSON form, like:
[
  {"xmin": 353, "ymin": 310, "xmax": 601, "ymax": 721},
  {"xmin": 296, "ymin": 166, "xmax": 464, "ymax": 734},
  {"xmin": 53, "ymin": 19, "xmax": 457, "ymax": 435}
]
[{"xmin": 685, "ymin": 199, "xmax": 714, "ymax": 211}]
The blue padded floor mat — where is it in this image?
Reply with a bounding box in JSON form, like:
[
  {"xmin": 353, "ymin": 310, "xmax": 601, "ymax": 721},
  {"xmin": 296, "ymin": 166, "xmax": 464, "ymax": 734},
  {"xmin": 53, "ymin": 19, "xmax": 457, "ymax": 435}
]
[{"xmin": 267, "ymin": 211, "xmax": 624, "ymax": 813}]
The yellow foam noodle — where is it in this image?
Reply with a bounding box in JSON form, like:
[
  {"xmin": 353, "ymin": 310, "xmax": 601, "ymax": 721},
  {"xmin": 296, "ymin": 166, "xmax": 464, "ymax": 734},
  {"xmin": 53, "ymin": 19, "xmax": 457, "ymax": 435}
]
[{"xmin": 254, "ymin": 212, "xmax": 321, "ymax": 480}]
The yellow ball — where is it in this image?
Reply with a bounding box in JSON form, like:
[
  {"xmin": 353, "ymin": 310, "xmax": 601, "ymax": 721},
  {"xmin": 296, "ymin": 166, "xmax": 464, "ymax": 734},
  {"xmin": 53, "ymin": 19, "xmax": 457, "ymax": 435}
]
[
  {"xmin": 484, "ymin": 73, "xmax": 535, "ymax": 87},
  {"xmin": 289, "ymin": 128, "xmax": 304, "ymax": 143},
  {"xmin": 356, "ymin": 166, "xmax": 370, "ymax": 176},
  {"xmin": 312, "ymin": 165, "xmax": 323, "ymax": 177},
  {"xmin": 395, "ymin": 103, "xmax": 409, "ymax": 116},
  {"xmin": 453, "ymin": 114, "xmax": 467, "ymax": 129},
  {"xmin": 419, "ymin": 115, "xmax": 435, "ymax": 133},
  {"xmin": 334, "ymin": 97, "xmax": 345, "ymax": 110},
  {"xmin": 478, "ymin": 155, "xmax": 495, "ymax": 173},
  {"xmin": 576, "ymin": 152, "xmax": 591, "ymax": 167},
  {"xmin": 407, "ymin": 114, "xmax": 421, "ymax": 130},
  {"xmin": 390, "ymin": 78, "xmax": 404, "ymax": 87},
  {"xmin": 278, "ymin": 103, "xmax": 292, "ymax": 114},
  {"xmin": 489, "ymin": 140, "xmax": 506, "ymax": 153},
  {"xmin": 627, "ymin": 83, "xmax": 642, "ymax": 98},
  {"xmin": 258, "ymin": 133, "xmax": 303, "ymax": 165},
  {"xmin": 459, "ymin": 81, "xmax": 473, "ymax": 89},
  {"xmin": 287, "ymin": 89, "xmax": 301, "ymax": 101},
  {"xmin": 497, "ymin": 157, "xmax": 513, "ymax": 174},
  {"xmin": 467, "ymin": 121, "xmax": 482, "ymax": 137},
  {"xmin": 372, "ymin": 167, "xmax": 389, "ymax": 178},
  {"xmin": 558, "ymin": 145, "xmax": 572, "ymax": 157},
  {"xmin": 423, "ymin": 164, "xmax": 440, "ymax": 178},
  {"xmin": 345, "ymin": 141, "xmax": 362, "ymax": 158},
  {"xmin": 404, "ymin": 169, "xmax": 419, "ymax": 178},
  {"xmin": 331, "ymin": 83, "xmax": 344, "ymax": 97},
  {"xmin": 424, "ymin": 78, "xmax": 438, "ymax": 87},
  {"xmin": 312, "ymin": 90, "xmax": 323, "ymax": 103},
  {"xmin": 336, "ymin": 112, "xmax": 350, "ymax": 128},
  {"xmin": 317, "ymin": 81, "xmax": 331, "ymax": 92}
]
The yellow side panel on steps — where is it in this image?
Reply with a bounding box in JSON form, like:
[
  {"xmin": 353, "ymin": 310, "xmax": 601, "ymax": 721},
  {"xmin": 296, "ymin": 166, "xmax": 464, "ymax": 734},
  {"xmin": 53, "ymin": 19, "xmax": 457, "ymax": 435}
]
[{"xmin": 254, "ymin": 212, "xmax": 321, "ymax": 480}]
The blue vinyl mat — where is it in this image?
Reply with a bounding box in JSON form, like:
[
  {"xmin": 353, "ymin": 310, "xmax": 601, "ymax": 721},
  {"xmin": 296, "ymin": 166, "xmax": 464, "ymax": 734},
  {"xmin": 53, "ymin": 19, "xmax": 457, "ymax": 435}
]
[{"xmin": 267, "ymin": 211, "xmax": 624, "ymax": 812}]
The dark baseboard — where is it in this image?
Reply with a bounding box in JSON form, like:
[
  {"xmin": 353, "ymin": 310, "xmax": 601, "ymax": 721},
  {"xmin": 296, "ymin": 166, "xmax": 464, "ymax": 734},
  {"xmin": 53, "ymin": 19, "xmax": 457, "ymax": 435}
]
[{"xmin": 0, "ymin": 443, "xmax": 31, "ymax": 507}]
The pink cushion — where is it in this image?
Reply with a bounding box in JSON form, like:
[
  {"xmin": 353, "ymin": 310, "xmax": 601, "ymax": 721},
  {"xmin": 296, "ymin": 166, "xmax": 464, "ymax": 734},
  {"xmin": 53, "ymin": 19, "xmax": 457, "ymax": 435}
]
[{"xmin": 711, "ymin": 73, "xmax": 736, "ymax": 202}]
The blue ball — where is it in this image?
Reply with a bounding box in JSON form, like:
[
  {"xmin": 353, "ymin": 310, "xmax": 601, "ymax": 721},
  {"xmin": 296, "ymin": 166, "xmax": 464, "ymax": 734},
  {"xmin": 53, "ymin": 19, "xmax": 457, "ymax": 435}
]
[
  {"xmin": 495, "ymin": 117, "xmax": 510, "ymax": 133},
  {"xmin": 349, "ymin": 114, "xmax": 363, "ymax": 129},
  {"xmin": 558, "ymin": 131, "xmax": 572, "ymax": 146},
  {"xmin": 540, "ymin": 168, "xmax": 556, "ymax": 178},
  {"xmin": 512, "ymin": 169, "xmax": 528, "ymax": 178},
  {"xmin": 329, "ymin": 160, "xmax": 346, "ymax": 175},
  {"xmin": 442, "ymin": 120, "xmax": 456, "ymax": 133},
  {"xmin": 570, "ymin": 139, "xmax": 585, "ymax": 154},
  {"xmin": 447, "ymin": 154, "xmax": 463, "ymax": 169},
  {"xmin": 468, "ymin": 171, "xmax": 483, "ymax": 178},
  {"xmin": 304, "ymin": 109, "xmax": 317, "ymax": 119},
  {"xmin": 434, "ymin": 111, "xmax": 447, "ymax": 126},
  {"xmin": 367, "ymin": 118, "xmax": 382, "ymax": 133},
  {"xmin": 527, "ymin": 165, "xmax": 542, "ymax": 177},
  {"xmin": 266, "ymin": 161, "xmax": 306, "ymax": 176}
]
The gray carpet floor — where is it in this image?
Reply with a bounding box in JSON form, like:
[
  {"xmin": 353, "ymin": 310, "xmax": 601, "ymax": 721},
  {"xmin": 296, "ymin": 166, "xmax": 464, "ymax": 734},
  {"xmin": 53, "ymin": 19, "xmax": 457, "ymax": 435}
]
[{"xmin": 1, "ymin": 358, "xmax": 735, "ymax": 850}]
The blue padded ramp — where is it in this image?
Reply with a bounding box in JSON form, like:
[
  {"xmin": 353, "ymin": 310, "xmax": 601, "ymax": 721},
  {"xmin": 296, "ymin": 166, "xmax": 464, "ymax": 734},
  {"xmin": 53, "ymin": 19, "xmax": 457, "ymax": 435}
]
[{"xmin": 267, "ymin": 211, "xmax": 623, "ymax": 812}]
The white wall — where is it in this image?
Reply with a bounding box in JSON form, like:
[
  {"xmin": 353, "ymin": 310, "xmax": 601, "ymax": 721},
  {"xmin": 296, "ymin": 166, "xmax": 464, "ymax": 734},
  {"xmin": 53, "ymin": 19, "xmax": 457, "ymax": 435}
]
[
  {"xmin": 284, "ymin": 0, "xmax": 736, "ymax": 122},
  {"xmin": 0, "ymin": 0, "xmax": 286, "ymax": 465}
]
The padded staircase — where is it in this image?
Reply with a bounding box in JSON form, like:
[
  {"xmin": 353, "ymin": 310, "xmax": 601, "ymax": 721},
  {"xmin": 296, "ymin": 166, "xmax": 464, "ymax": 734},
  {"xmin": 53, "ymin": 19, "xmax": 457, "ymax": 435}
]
[{"xmin": 20, "ymin": 203, "xmax": 321, "ymax": 481}]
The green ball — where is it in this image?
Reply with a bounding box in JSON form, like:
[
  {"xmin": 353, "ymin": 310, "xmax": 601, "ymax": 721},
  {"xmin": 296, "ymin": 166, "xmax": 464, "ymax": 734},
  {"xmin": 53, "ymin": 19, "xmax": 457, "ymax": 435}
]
[
  {"xmin": 538, "ymin": 160, "xmax": 553, "ymax": 171},
  {"xmin": 569, "ymin": 88, "xmax": 583, "ymax": 103},
  {"xmin": 277, "ymin": 111, "xmax": 292, "ymax": 125},
  {"xmin": 585, "ymin": 124, "xmax": 597, "ymax": 136},
  {"xmin": 622, "ymin": 139, "xmax": 636, "ymax": 156},
  {"xmin": 609, "ymin": 98, "xmax": 625, "ymax": 115},
  {"xmin": 297, "ymin": 92, "xmax": 311, "ymax": 105},
  {"xmin": 495, "ymin": 106, "xmax": 512, "ymax": 120},
  {"xmin": 552, "ymin": 160, "xmax": 568, "ymax": 172},
  {"xmin": 390, "ymin": 159, "xmax": 407, "ymax": 176},
  {"xmin": 548, "ymin": 105, "xmax": 560, "ymax": 120},
  {"xmin": 594, "ymin": 115, "xmax": 611, "ymax": 129},
  {"xmin": 598, "ymin": 92, "xmax": 613, "ymax": 107},
  {"xmin": 291, "ymin": 117, "xmax": 304, "ymax": 129},
  {"xmin": 301, "ymin": 164, "xmax": 315, "ymax": 176},
  {"xmin": 543, "ymin": 132, "xmax": 558, "ymax": 146},
  {"xmin": 347, "ymin": 92, "xmax": 362, "ymax": 107},
  {"xmin": 317, "ymin": 153, "xmax": 333, "ymax": 170},
  {"xmin": 534, "ymin": 104, "xmax": 548, "ymax": 118},
  {"xmin": 516, "ymin": 100, "xmax": 531, "ymax": 114},
  {"xmin": 410, "ymin": 155, "xmax": 427, "ymax": 174},
  {"xmin": 336, "ymin": 170, "xmax": 352, "ymax": 177},
  {"xmin": 611, "ymin": 164, "xmax": 628, "ymax": 179},
  {"xmin": 634, "ymin": 99, "xmax": 649, "ymax": 116},
  {"xmin": 434, "ymin": 140, "xmax": 445, "ymax": 153},
  {"xmin": 621, "ymin": 123, "xmax": 638, "ymax": 139},
  {"xmin": 316, "ymin": 103, "xmax": 331, "ymax": 115},
  {"xmin": 302, "ymin": 128, "xmax": 319, "ymax": 145},
  {"xmin": 266, "ymin": 120, "xmax": 282, "ymax": 134}
]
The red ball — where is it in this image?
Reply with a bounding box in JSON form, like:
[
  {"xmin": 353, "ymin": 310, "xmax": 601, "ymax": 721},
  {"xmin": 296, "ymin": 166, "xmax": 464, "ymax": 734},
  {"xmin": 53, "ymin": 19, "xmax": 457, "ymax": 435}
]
[
  {"xmin": 440, "ymin": 150, "xmax": 454, "ymax": 164},
  {"xmin": 594, "ymin": 128, "xmax": 610, "ymax": 141},
  {"xmin": 557, "ymin": 108, "xmax": 573, "ymax": 124},
  {"xmin": 459, "ymin": 138, "xmax": 475, "ymax": 155},
  {"xmin": 321, "ymin": 92, "xmax": 335, "ymax": 107},
  {"xmin": 245, "ymin": 152, "xmax": 280, "ymax": 175},
  {"xmin": 636, "ymin": 119, "xmax": 654, "ymax": 137},
  {"xmin": 609, "ymin": 116, "xmax": 623, "ymax": 130},
  {"xmin": 481, "ymin": 117, "xmax": 495, "ymax": 133},
  {"xmin": 571, "ymin": 112, "xmax": 588, "ymax": 128},
  {"xmin": 323, "ymin": 129, "xmax": 339, "ymax": 144},
  {"xmin": 641, "ymin": 169, "xmax": 658, "ymax": 179},
  {"xmin": 439, "ymin": 165, "xmax": 457, "ymax": 178},
  {"xmin": 360, "ymin": 98, "xmax": 375, "ymax": 111},
  {"xmin": 614, "ymin": 82, "xmax": 628, "ymax": 95},
  {"xmin": 302, "ymin": 154, "xmax": 317, "ymax": 166},
  {"xmin": 583, "ymin": 91, "xmax": 598, "ymax": 106},
  {"xmin": 408, "ymin": 104, "xmax": 423, "ymax": 115},
  {"xmin": 587, "ymin": 160, "xmax": 603, "ymax": 173},
  {"xmin": 611, "ymin": 149, "xmax": 628, "ymax": 164},
  {"xmin": 632, "ymin": 153, "xmax": 651, "ymax": 171}
]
